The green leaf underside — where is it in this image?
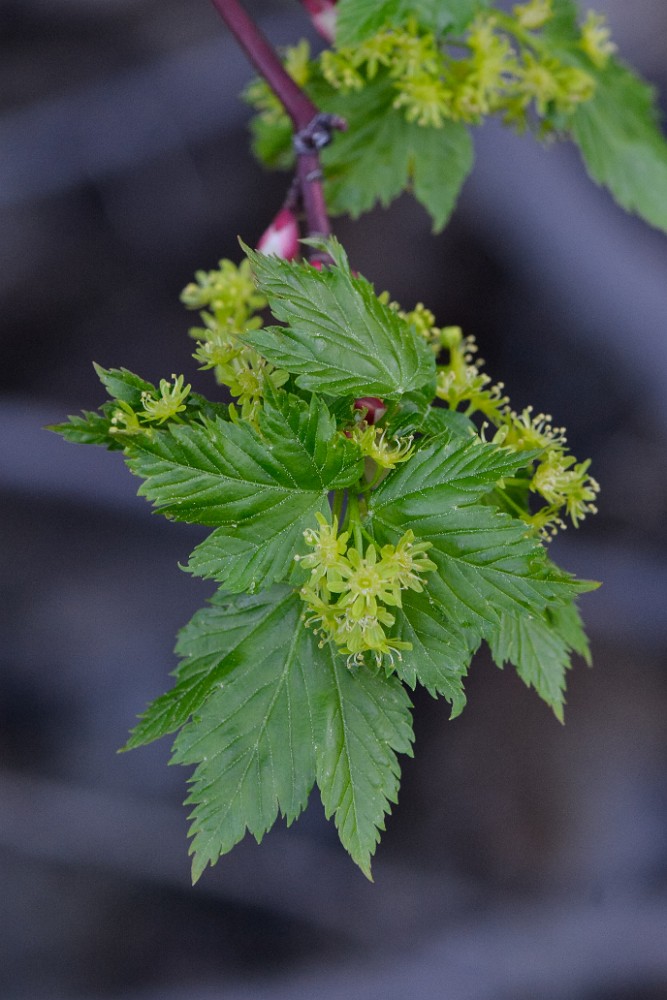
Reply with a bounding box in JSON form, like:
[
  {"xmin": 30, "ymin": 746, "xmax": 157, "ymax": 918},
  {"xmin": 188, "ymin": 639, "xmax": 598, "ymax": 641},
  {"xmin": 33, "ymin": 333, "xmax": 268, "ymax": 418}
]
[
  {"xmin": 570, "ymin": 58, "xmax": 667, "ymax": 234},
  {"xmin": 393, "ymin": 589, "xmax": 471, "ymax": 715},
  {"xmin": 336, "ymin": 0, "xmax": 489, "ymax": 45},
  {"xmin": 171, "ymin": 591, "xmax": 316, "ymax": 882},
  {"xmin": 124, "ymin": 589, "xmax": 297, "ymax": 751},
  {"xmin": 310, "ymin": 643, "xmax": 414, "ymax": 879},
  {"xmin": 243, "ymin": 241, "xmax": 435, "ymax": 397},
  {"xmin": 488, "ymin": 598, "xmax": 590, "ymax": 721},
  {"xmin": 316, "ymin": 74, "xmax": 474, "ymax": 231},
  {"xmin": 125, "ymin": 395, "xmax": 362, "ymax": 593}
]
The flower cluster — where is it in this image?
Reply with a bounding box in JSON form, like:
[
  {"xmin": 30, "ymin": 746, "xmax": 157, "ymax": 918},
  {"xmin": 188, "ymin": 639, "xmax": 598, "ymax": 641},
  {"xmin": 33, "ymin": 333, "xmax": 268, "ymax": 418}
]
[
  {"xmin": 181, "ymin": 258, "xmax": 287, "ymax": 425},
  {"xmin": 109, "ymin": 375, "xmax": 191, "ymax": 437},
  {"xmin": 296, "ymin": 514, "xmax": 436, "ymax": 667},
  {"xmin": 579, "ymin": 11, "xmax": 617, "ymax": 69},
  {"xmin": 352, "ymin": 425, "xmax": 414, "ymax": 470},
  {"xmin": 514, "ymin": 0, "xmax": 553, "ymax": 31},
  {"xmin": 436, "ymin": 326, "xmax": 509, "ymax": 422},
  {"xmin": 432, "ymin": 326, "xmax": 598, "ymax": 535},
  {"xmin": 318, "ymin": 11, "xmax": 600, "ymax": 132}
]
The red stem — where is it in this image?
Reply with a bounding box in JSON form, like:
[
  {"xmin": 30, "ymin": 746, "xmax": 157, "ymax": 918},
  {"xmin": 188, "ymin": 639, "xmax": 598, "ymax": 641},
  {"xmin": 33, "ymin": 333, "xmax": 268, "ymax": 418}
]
[
  {"xmin": 210, "ymin": 0, "xmax": 338, "ymax": 252},
  {"xmin": 209, "ymin": 0, "xmax": 318, "ymax": 130}
]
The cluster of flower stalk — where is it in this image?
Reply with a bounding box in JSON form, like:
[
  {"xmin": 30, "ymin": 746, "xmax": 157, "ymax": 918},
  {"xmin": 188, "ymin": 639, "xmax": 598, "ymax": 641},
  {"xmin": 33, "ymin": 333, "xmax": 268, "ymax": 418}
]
[
  {"xmin": 250, "ymin": 1, "xmax": 616, "ymax": 139},
  {"xmin": 296, "ymin": 514, "xmax": 437, "ymax": 668},
  {"xmin": 181, "ymin": 258, "xmax": 289, "ymax": 424}
]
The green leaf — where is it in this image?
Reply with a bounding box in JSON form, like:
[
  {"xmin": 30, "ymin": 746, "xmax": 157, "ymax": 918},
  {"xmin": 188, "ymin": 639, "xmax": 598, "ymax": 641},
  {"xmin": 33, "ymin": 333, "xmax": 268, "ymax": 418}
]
[
  {"xmin": 307, "ymin": 644, "xmax": 414, "ymax": 878},
  {"xmin": 368, "ymin": 436, "xmax": 583, "ymax": 629},
  {"xmin": 541, "ymin": 0, "xmax": 579, "ymax": 44},
  {"xmin": 171, "ymin": 591, "xmax": 316, "ymax": 882},
  {"xmin": 336, "ymin": 0, "xmax": 488, "ymax": 44},
  {"xmin": 316, "ymin": 74, "xmax": 473, "ymax": 231},
  {"xmin": 242, "ymin": 240, "xmax": 435, "ymax": 398},
  {"xmin": 549, "ymin": 597, "xmax": 592, "ymax": 666},
  {"xmin": 422, "ymin": 405, "xmax": 477, "ymax": 438},
  {"xmin": 374, "ymin": 498, "xmax": 589, "ymax": 631},
  {"xmin": 47, "ymin": 408, "xmax": 116, "ymax": 447},
  {"xmin": 93, "ymin": 364, "xmax": 155, "ymax": 406},
  {"xmin": 127, "ymin": 394, "xmax": 362, "ymax": 593},
  {"xmin": 488, "ymin": 597, "xmax": 591, "ymax": 721},
  {"xmin": 392, "ymin": 589, "xmax": 471, "ymax": 715},
  {"xmin": 369, "ymin": 433, "xmax": 538, "ymax": 512},
  {"xmin": 124, "ymin": 588, "xmax": 297, "ymax": 750},
  {"xmin": 570, "ymin": 58, "xmax": 667, "ymax": 233},
  {"xmin": 248, "ymin": 113, "xmax": 294, "ymax": 170}
]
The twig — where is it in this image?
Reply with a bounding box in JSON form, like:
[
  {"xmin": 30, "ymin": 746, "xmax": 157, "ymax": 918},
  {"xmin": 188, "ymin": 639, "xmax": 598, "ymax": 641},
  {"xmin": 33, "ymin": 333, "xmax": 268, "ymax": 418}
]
[{"xmin": 209, "ymin": 0, "xmax": 345, "ymax": 253}]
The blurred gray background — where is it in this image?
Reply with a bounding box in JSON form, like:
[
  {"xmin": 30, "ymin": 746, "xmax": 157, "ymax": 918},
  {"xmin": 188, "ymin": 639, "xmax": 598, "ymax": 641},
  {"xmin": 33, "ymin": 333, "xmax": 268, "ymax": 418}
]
[{"xmin": 1, "ymin": 1, "xmax": 666, "ymax": 997}]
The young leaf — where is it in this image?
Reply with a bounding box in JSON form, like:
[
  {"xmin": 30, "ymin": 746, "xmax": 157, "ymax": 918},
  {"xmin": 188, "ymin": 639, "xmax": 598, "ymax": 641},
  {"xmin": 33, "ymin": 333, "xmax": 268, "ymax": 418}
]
[
  {"xmin": 316, "ymin": 74, "xmax": 473, "ymax": 231},
  {"xmin": 124, "ymin": 588, "xmax": 297, "ymax": 750},
  {"xmin": 126, "ymin": 395, "xmax": 363, "ymax": 593},
  {"xmin": 171, "ymin": 591, "xmax": 316, "ymax": 882},
  {"xmin": 242, "ymin": 240, "xmax": 435, "ymax": 397},
  {"xmin": 570, "ymin": 59, "xmax": 667, "ymax": 234},
  {"xmin": 488, "ymin": 598, "xmax": 591, "ymax": 722},
  {"xmin": 392, "ymin": 589, "xmax": 471, "ymax": 716},
  {"xmin": 307, "ymin": 644, "xmax": 414, "ymax": 879}
]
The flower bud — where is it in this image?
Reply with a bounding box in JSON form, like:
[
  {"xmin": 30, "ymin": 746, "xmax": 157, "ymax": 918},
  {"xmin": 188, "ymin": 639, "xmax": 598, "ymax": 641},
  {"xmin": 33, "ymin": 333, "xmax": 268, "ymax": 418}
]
[
  {"xmin": 301, "ymin": 0, "xmax": 338, "ymax": 45},
  {"xmin": 354, "ymin": 397, "xmax": 387, "ymax": 425},
  {"xmin": 257, "ymin": 208, "xmax": 300, "ymax": 260}
]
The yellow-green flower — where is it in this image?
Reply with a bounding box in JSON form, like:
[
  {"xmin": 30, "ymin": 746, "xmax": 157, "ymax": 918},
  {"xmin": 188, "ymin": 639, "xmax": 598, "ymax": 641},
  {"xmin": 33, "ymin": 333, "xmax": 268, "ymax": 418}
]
[
  {"xmin": 531, "ymin": 453, "xmax": 599, "ymax": 527},
  {"xmin": 328, "ymin": 543, "xmax": 402, "ymax": 618},
  {"xmin": 298, "ymin": 512, "xmax": 350, "ymax": 591},
  {"xmin": 513, "ymin": 0, "xmax": 553, "ymax": 31},
  {"xmin": 353, "ymin": 426, "xmax": 414, "ymax": 469},
  {"xmin": 220, "ymin": 351, "xmax": 289, "ymax": 424},
  {"xmin": 108, "ymin": 401, "xmax": 145, "ymax": 436},
  {"xmin": 580, "ymin": 11, "xmax": 616, "ymax": 69},
  {"xmin": 380, "ymin": 531, "xmax": 437, "ymax": 592},
  {"xmin": 140, "ymin": 375, "xmax": 191, "ymax": 424},
  {"xmin": 393, "ymin": 73, "xmax": 454, "ymax": 128},
  {"xmin": 501, "ymin": 406, "xmax": 567, "ymax": 451}
]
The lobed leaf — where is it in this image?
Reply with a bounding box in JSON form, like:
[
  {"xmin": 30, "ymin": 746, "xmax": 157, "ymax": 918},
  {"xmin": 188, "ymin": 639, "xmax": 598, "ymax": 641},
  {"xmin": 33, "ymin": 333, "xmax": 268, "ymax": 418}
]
[
  {"xmin": 126, "ymin": 394, "xmax": 362, "ymax": 593},
  {"xmin": 392, "ymin": 589, "xmax": 472, "ymax": 715},
  {"xmin": 93, "ymin": 364, "xmax": 155, "ymax": 406},
  {"xmin": 243, "ymin": 240, "xmax": 435, "ymax": 398},
  {"xmin": 373, "ymin": 502, "xmax": 591, "ymax": 631},
  {"xmin": 570, "ymin": 58, "xmax": 667, "ymax": 234},
  {"xmin": 171, "ymin": 591, "xmax": 316, "ymax": 882},
  {"xmin": 48, "ymin": 409, "xmax": 116, "ymax": 447},
  {"xmin": 124, "ymin": 588, "xmax": 297, "ymax": 750},
  {"xmin": 335, "ymin": 0, "xmax": 488, "ymax": 45},
  {"xmin": 307, "ymin": 644, "xmax": 414, "ymax": 878},
  {"xmin": 369, "ymin": 433, "xmax": 538, "ymax": 513},
  {"xmin": 316, "ymin": 74, "xmax": 474, "ymax": 231},
  {"xmin": 488, "ymin": 597, "xmax": 591, "ymax": 721}
]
